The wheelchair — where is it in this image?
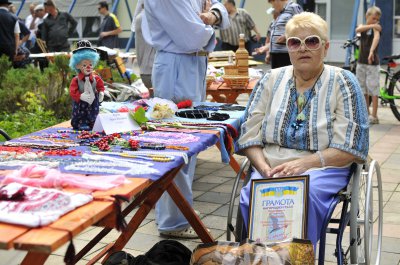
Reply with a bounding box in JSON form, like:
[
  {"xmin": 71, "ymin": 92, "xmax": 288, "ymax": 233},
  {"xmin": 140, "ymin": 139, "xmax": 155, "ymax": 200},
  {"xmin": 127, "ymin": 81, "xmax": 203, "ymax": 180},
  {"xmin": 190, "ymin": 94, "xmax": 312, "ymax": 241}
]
[{"xmin": 226, "ymin": 157, "xmax": 383, "ymax": 265}]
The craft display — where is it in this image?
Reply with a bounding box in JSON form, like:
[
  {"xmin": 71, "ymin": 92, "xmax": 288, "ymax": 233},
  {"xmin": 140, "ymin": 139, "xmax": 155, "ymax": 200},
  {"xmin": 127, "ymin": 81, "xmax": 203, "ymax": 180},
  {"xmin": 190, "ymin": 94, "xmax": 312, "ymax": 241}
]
[
  {"xmin": 0, "ymin": 183, "xmax": 93, "ymax": 227},
  {"xmin": 69, "ymin": 40, "xmax": 105, "ymax": 130},
  {"xmin": 151, "ymin": 103, "xmax": 175, "ymax": 119}
]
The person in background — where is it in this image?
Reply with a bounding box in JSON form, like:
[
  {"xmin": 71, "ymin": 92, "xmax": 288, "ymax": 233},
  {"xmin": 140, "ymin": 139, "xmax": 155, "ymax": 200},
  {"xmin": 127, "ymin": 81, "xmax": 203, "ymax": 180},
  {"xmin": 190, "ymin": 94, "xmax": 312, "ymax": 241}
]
[
  {"xmin": 41, "ymin": 0, "xmax": 77, "ymax": 52},
  {"xmin": 355, "ymin": 6, "xmax": 382, "ymax": 125},
  {"xmin": 238, "ymin": 12, "xmax": 368, "ymax": 247},
  {"xmin": 8, "ymin": 4, "xmax": 30, "ymax": 46},
  {"xmin": 219, "ymin": 0, "xmax": 261, "ymax": 53},
  {"xmin": 142, "ymin": 0, "xmax": 229, "ymax": 238},
  {"xmin": 24, "ymin": 3, "xmax": 39, "ymax": 49},
  {"xmin": 254, "ymin": 7, "xmax": 280, "ymax": 64},
  {"xmin": 98, "ymin": 1, "xmax": 122, "ymax": 49},
  {"xmin": 132, "ymin": 0, "xmax": 156, "ymax": 89},
  {"xmin": 0, "ymin": 0, "xmax": 19, "ymax": 63},
  {"xmin": 268, "ymin": 0, "xmax": 302, "ymax": 69}
]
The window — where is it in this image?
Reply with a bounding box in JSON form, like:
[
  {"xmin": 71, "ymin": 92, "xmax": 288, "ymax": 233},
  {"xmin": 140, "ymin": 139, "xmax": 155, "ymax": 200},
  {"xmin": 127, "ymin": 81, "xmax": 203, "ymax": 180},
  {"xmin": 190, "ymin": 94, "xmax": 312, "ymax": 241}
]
[
  {"xmin": 395, "ymin": 0, "xmax": 400, "ymax": 38},
  {"xmin": 331, "ymin": 0, "xmax": 355, "ymax": 39}
]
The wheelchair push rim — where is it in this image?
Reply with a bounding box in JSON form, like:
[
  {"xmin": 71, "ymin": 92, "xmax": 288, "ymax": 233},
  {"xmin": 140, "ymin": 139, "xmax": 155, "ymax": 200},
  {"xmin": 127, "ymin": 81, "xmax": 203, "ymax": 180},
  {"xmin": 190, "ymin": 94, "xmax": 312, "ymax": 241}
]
[{"xmin": 350, "ymin": 160, "xmax": 383, "ymax": 265}]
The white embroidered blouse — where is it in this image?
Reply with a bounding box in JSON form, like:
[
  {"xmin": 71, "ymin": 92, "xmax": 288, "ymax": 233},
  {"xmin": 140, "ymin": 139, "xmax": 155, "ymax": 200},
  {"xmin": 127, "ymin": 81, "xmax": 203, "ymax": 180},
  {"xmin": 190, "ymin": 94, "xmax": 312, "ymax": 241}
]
[{"xmin": 238, "ymin": 65, "xmax": 369, "ymax": 168}]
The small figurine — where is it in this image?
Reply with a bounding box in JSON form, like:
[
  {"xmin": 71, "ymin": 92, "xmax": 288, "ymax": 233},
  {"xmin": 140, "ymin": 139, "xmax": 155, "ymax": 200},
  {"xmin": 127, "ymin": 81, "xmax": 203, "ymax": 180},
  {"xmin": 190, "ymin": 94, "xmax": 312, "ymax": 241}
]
[{"xmin": 69, "ymin": 40, "xmax": 105, "ymax": 130}]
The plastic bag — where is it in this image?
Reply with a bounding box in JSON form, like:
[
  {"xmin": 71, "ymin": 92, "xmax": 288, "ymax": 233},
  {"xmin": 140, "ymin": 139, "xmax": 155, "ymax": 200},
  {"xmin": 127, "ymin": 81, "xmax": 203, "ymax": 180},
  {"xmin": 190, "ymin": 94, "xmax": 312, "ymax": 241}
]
[{"xmin": 191, "ymin": 238, "xmax": 314, "ymax": 265}]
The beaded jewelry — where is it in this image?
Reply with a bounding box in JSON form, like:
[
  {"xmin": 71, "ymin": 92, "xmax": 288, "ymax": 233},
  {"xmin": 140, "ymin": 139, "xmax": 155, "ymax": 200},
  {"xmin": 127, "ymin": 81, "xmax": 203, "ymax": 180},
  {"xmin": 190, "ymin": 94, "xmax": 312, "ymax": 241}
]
[
  {"xmin": 3, "ymin": 142, "xmax": 71, "ymax": 150},
  {"xmin": 91, "ymin": 150, "xmax": 175, "ymax": 162},
  {"xmin": 123, "ymin": 150, "xmax": 189, "ymax": 164},
  {"xmin": 63, "ymin": 161, "xmax": 159, "ymax": 175},
  {"xmin": 81, "ymin": 153, "xmax": 154, "ymax": 167},
  {"xmin": 130, "ymin": 131, "xmax": 199, "ymax": 145}
]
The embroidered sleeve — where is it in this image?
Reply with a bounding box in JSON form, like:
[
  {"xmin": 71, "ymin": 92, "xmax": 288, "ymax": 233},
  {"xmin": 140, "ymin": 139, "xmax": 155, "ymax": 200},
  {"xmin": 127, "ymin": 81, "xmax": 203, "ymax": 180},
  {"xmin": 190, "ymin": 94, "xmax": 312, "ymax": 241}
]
[
  {"xmin": 69, "ymin": 77, "xmax": 80, "ymax": 102},
  {"xmin": 330, "ymin": 69, "xmax": 369, "ymax": 160},
  {"xmin": 94, "ymin": 75, "xmax": 105, "ymax": 92},
  {"xmin": 238, "ymin": 72, "xmax": 272, "ymax": 151}
]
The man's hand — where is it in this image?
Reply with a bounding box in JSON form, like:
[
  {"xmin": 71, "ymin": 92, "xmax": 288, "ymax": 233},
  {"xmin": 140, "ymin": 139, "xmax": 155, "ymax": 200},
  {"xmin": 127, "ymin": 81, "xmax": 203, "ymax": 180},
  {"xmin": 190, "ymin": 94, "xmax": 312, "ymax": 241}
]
[
  {"xmin": 368, "ymin": 52, "xmax": 375, "ymax": 65},
  {"xmin": 100, "ymin": 32, "xmax": 108, "ymax": 38},
  {"xmin": 203, "ymin": 0, "xmax": 211, "ymax": 13},
  {"xmin": 276, "ymin": 35, "xmax": 286, "ymax": 44},
  {"xmin": 200, "ymin": 11, "xmax": 217, "ymax": 25}
]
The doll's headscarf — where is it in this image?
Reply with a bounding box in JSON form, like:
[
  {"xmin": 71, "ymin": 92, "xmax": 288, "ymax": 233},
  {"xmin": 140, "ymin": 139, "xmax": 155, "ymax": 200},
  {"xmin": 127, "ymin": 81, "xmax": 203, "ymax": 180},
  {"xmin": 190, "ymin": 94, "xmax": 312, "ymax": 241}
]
[{"xmin": 69, "ymin": 49, "xmax": 100, "ymax": 73}]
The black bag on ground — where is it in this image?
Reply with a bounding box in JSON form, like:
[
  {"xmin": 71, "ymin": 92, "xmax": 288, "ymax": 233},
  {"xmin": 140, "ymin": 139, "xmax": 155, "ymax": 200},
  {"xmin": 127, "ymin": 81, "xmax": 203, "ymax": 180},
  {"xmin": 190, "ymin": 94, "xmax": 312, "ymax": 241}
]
[
  {"xmin": 104, "ymin": 250, "xmax": 135, "ymax": 265},
  {"xmin": 104, "ymin": 240, "xmax": 192, "ymax": 265}
]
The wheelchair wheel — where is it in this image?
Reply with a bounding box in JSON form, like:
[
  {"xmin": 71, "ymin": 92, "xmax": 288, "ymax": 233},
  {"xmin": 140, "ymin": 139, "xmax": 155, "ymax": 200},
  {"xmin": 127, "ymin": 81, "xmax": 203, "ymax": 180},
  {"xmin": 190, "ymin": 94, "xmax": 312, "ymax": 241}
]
[{"xmin": 349, "ymin": 160, "xmax": 383, "ymax": 265}]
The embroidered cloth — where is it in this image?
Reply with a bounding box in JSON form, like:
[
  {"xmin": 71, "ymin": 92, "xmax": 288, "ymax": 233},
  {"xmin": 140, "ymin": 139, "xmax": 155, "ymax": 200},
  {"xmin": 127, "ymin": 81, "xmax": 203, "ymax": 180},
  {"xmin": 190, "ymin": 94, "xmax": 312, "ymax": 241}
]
[{"xmin": 0, "ymin": 183, "xmax": 93, "ymax": 227}]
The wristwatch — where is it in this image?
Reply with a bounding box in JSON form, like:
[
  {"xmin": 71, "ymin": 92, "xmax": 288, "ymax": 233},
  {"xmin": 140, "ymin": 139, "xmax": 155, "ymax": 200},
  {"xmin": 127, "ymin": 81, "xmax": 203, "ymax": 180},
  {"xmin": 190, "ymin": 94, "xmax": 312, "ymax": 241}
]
[{"xmin": 210, "ymin": 9, "xmax": 221, "ymax": 25}]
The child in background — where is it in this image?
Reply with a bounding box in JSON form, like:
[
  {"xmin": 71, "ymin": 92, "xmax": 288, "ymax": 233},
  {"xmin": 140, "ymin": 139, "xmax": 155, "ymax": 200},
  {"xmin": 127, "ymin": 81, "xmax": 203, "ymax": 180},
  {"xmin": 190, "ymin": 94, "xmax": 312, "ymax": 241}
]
[{"xmin": 356, "ymin": 6, "xmax": 382, "ymax": 124}]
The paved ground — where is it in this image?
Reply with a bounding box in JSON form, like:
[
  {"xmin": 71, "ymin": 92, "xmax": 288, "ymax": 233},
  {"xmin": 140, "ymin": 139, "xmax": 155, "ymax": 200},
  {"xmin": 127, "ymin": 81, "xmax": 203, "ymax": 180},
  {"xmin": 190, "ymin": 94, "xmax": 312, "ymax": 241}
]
[{"xmin": 1, "ymin": 68, "xmax": 400, "ymax": 264}]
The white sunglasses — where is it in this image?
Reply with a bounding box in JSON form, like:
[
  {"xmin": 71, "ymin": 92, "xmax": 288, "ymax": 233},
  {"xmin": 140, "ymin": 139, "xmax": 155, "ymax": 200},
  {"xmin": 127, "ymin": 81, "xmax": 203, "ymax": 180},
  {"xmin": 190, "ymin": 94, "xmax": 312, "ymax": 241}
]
[{"xmin": 286, "ymin": 35, "xmax": 325, "ymax": 52}]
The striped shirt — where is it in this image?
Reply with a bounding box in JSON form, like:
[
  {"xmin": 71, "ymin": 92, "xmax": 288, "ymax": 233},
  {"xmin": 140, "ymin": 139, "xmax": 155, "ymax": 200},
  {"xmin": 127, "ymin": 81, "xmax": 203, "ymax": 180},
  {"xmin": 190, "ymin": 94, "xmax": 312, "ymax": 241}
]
[
  {"xmin": 269, "ymin": 1, "xmax": 302, "ymax": 53},
  {"xmin": 220, "ymin": 8, "xmax": 256, "ymax": 45},
  {"xmin": 238, "ymin": 65, "xmax": 369, "ymax": 167}
]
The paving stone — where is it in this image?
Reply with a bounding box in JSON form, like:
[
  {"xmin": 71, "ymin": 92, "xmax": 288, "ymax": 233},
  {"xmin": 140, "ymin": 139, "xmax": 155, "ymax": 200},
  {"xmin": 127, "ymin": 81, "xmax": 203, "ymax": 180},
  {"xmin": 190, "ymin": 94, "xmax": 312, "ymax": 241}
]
[
  {"xmin": 383, "ymin": 201, "xmax": 400, "ymax": 213},
  {"xmin": 202, "ymin": 215, "xmax": 230, "ymax": 230},
  {"xmin": 196, "ymin": 175, "xmax": 231, "ymax": 184},
  {"xmin": 212, "ymin": 203, "xmax": 238, "ymax": 218},
  {"xmin": 383, "ymin": 212, "xmax": 400, "ymax": 225},
  {"xmin": 211, "ymin": 183, "xmax": 237, "ymax": 193},
  {"xmin": 125, "ymin": 232, "xmax": 165, "ymax": 252},
  {"xmin": 391, "ymin": 191, "xmax": 400, "ymax": 202},
  {"xmin": 192, "ymin": 201, "xmax": 221, "ymax": 215},
  {"xmin": 193, "ymin": 190, "xmax": 206, "ymax": 199},
  {"xmin": 75, "ymin": 226, "xmax": 122, "ymax": 244},
  {"xmin": 192, "ymin": 181, "xmax": 219, "ymax": 191},
  {"xmin": 196, "ymin": 191, "xmax": 232, "ymax": 204}
]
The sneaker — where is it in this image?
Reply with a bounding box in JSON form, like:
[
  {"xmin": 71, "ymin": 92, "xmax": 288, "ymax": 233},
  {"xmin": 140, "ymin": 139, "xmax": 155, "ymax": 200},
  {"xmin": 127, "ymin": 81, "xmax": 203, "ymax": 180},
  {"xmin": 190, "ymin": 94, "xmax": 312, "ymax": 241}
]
[
  {"xmin": 369, "ymin": 116, "xmax": 379, "ymax": 124},
  {"xmin": 160, "ymin": 227, "xmax": 199, "ymax": 239}
]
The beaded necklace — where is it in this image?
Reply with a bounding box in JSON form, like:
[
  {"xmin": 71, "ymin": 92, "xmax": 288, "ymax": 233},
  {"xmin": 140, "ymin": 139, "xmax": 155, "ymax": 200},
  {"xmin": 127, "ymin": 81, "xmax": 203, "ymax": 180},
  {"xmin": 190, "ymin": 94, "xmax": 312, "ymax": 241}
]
[
  {"xmin": 130, "ymin": 131, "xmax": 200, "ymax": 145},
  {"xmin": 291, "ymin": 69, "xmax": 324, "ymax": 137}
]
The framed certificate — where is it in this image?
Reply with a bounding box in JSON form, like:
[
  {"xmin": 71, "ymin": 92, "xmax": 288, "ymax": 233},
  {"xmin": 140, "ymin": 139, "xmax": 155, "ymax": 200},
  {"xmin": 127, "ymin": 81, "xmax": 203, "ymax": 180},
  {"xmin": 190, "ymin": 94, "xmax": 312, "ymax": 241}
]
[{"xmin": 248, "ymin": 175, "xmax": 309, "ymax": 244}]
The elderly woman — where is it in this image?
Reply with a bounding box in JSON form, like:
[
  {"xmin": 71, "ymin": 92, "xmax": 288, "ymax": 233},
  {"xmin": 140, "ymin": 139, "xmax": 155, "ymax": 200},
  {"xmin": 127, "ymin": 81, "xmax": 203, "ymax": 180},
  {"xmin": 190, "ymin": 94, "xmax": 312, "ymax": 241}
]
[{"xmin": 238, "ymin": 12, "xmax": 369, "ymax": 246}]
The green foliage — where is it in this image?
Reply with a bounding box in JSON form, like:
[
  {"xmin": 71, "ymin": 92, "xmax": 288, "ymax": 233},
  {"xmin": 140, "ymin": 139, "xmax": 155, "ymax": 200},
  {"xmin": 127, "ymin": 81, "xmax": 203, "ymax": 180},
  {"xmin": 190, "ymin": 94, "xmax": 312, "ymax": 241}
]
[
  {"xmin": 130, "ymin": 107, "xmax": 148, "ymax": 125},
  {"xmin": 0, "ymin": 55, "xmax": 12, "ymax": 85},
  {"xmin": 0, "ymin": 92, "xmax": 62, "ymax": 138}
]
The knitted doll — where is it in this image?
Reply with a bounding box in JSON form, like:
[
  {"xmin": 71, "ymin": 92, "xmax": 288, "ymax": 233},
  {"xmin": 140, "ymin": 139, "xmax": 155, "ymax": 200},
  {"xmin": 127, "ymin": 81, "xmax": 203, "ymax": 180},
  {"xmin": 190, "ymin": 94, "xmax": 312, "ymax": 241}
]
[{"xmin": 69, "ymin": 40, "xmax": 105, "ymax": 130}]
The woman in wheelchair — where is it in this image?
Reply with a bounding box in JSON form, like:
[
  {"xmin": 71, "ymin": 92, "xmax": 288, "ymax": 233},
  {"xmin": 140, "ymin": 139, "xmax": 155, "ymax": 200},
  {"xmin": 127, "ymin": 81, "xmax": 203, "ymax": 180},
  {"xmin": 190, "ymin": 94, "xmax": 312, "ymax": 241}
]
[{"xmin": 238, "ymin": 12, "xmax": 369, "ymax": 247}]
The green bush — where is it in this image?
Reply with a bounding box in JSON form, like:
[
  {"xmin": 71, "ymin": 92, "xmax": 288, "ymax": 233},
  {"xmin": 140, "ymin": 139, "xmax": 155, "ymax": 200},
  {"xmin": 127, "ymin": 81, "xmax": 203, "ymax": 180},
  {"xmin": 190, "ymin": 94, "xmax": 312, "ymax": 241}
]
[{"xmin": 0, "ymin": 92, "xmax": 62, "ymax": 138}]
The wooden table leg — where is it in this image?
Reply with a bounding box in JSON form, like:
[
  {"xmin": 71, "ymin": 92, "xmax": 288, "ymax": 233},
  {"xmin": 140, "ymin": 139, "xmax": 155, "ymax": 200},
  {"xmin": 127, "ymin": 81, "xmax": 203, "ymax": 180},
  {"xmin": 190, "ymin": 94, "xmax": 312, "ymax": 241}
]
[
  {"xmin": 21, "ymin": 252, "xmax": 49, "ymax": 265},
  {"xmin": 90, "ymin": 165, "xmax": 184, "ymax": 264},
  {"xmin": 167, "ymin": 182, "xmax": 214, "ymax": 243}
]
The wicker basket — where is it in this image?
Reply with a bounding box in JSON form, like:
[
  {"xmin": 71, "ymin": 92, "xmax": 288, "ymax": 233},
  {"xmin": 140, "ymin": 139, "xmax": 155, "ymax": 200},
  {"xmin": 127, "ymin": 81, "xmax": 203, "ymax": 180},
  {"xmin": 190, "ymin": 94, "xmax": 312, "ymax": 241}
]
[
  {"xmin": 222, "ymin": 75, "xmax": 249, "ymax": 89},
  {"xmin": 206, "ymin": 75, "xmax": 216, "ymax": 89},
  {"xmin": 223, "ymin": 65, "xmax": 239, "ymax": 75}
]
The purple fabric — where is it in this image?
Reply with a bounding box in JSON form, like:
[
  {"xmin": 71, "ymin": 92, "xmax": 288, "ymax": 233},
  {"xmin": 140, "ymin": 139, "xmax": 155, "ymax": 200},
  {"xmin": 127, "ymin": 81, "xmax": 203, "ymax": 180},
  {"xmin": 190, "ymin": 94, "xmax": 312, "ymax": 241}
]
[
  {"xmin": 2, "ymin": 127, "xmax": 219, "ymax": 181},
  {"xmin": 239, "ymin": 167, "xmax": 350, "ymax": 247}
]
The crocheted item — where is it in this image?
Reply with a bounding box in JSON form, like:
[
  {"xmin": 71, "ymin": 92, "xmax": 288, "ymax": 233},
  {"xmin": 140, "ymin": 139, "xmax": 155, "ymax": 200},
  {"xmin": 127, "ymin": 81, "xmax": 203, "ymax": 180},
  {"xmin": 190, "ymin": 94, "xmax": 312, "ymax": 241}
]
[{"xmin": 0, "ymin": 183, "xmax": 92, "ymax": 227}]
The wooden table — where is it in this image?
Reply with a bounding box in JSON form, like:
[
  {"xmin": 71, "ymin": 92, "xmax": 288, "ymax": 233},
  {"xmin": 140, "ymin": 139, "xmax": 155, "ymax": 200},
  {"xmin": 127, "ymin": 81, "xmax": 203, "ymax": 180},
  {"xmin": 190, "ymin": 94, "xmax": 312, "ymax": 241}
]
[
  {"xmin": 207, "ymin": 78, "xmax": 258, "ymax": 104},
  {"xmin": 0, "ymin": 122, "xmax": 242, "ymax": 264}
]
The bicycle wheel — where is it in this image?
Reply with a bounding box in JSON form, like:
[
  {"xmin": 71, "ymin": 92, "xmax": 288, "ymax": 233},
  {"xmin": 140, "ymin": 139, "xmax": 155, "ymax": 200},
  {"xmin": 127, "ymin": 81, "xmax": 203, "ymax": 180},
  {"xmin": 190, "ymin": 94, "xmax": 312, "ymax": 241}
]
[{"xmin": 388, "ymin": 71, "xmax": 400, "ymax": 121}]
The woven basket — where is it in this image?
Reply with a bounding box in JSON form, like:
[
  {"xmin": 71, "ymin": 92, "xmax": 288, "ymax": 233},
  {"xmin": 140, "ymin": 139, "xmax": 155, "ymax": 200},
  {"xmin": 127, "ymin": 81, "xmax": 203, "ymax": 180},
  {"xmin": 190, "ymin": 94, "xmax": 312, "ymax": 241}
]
[
  {"xmin": 222, "ymin": 75, "xmax": 249, "ymax": 89},
  {"xmin": 206, "ymin": 75, "xmax": 216, "ymax": 89}
]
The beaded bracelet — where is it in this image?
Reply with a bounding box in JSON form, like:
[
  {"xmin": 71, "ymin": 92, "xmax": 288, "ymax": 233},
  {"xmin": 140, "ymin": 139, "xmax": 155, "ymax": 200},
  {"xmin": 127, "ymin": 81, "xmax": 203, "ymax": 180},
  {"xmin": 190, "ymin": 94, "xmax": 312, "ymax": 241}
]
[{"xmin": 316, "ymin": 151, "xmax": 326, "ymax": 167}]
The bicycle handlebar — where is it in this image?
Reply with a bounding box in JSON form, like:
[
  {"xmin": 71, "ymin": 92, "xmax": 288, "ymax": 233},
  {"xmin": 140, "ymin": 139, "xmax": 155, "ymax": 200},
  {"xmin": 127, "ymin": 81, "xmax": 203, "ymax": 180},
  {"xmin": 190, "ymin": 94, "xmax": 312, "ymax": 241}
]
[{"xmin": 341, "ymin": 36, "xmax": 360, "ymax": 49}]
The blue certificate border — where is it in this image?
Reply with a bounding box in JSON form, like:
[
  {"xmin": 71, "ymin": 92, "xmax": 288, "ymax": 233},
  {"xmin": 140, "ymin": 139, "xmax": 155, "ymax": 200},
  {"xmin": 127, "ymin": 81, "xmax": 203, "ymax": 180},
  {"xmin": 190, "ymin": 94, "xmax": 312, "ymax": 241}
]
[{"xmin": 248, "ymin": 175, "xmax": 309, "ymax": 242}]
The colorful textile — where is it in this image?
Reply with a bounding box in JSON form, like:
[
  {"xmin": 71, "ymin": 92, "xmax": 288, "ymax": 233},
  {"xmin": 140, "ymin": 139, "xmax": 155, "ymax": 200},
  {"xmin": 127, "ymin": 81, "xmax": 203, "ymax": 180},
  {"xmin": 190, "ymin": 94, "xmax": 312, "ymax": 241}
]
[
  {"xmin": 0, "ymin": 183, "xmax": 92, "ymax": 227},
  {"xmin": 2, "ymin": 165, "xmax": 127, "ymax": 191}
]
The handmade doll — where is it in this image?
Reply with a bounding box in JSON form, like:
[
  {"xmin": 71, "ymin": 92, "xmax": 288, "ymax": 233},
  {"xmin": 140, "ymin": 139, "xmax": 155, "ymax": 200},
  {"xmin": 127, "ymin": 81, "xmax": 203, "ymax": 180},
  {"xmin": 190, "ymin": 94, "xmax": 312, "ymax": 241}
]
[{"xmin": 69, "ymin": 40, "xmax": 105, "ymax": 130}]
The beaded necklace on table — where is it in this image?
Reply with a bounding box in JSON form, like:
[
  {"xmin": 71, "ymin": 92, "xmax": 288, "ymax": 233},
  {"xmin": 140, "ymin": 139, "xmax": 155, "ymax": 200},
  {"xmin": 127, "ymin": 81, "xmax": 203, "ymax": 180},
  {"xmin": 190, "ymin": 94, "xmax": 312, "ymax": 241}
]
[
  {"xmin": 290, "ymin": 69, "xmax": 324, "ymax": 139},
  {"xmin": 63, "ymin": 161, "xmax": 159, "ymax": 175},
  {"xmin": 130, "ymin": 131, "xmax": 200, "ymax": 145}
]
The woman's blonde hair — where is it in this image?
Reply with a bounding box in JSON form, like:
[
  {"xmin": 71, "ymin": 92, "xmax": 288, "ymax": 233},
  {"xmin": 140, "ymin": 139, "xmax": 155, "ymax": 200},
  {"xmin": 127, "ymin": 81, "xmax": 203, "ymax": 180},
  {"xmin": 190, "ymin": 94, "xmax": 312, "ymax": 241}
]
[{"xmin": 285, "ymin": 12, "xmax": 329, "ymax": 41}]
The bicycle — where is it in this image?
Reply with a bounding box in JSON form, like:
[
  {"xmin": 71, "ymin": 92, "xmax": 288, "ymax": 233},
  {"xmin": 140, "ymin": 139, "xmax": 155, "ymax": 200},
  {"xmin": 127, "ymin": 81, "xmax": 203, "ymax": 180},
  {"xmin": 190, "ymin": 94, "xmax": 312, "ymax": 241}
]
[
  {"xmin": 341, "ymin": 38, "xmax": 400, "ymax": 121},
  {"xmin": 379, "ymin": 54, "xmax": 400, "ymax": 121}
]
